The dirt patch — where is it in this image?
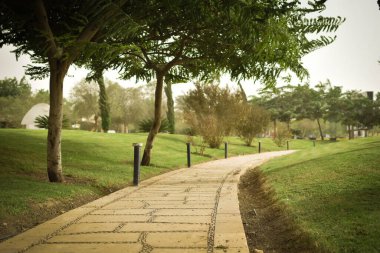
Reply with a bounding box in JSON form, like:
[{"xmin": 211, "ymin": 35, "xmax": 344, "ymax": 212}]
[
  {"xmin": 238, "ymin": 168, "xmax": 328, "ymax": 253},
  {"xmin": 0, "ymin": 192, "xmax": 100, "ymax": 242}
]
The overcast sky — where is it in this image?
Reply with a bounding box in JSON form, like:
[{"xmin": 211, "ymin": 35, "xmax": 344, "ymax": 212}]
[{"xmin": 0, "ymin": 0, "xmax": 379, "ymax": 98}]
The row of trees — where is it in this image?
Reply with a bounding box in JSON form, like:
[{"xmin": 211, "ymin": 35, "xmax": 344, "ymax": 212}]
[
  {"xmin": 255, "ymin": 80, "xmax": 380, "ymax": 139},
  {"xmin": 0, "ymin": 0, "xmax": 343, "ymax": 182},
  {"xmin": 70, "ymin": 79, "xmax": 164, "ymax": 133}
]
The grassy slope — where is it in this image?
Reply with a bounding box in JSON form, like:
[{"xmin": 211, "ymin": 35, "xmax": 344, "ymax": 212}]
[
  {"xmin": 0, "ymin": 129, "xmax": 313, "ymax": 221},
  {"xmin": 260, "ymin": 137, "xmax": 380, "ymax": 253}
]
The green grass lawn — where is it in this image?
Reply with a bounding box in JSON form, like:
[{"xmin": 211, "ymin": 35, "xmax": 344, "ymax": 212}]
[
  {"xmin": 259, "ymin": 136, "xmax": 380, "ymax": 253},
  {"xmin": 0, "ymin": 129, "xmax": 314, "ymax": 224}
]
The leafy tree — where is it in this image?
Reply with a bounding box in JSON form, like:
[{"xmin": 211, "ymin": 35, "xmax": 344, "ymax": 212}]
[
  {"xmin": 181, "ymin": 83, "xmax": 243, "ymax": 148},
  {"xmin": 292, "ymin": 84, "xmax": 326, "ymax": 140},
  {"xmin": 70, "ymin": 79, "xmax": 100, "ymax": 131},
  {"xmin": 106, "ymin": 0, "xmax": 343, "ymax": 165},
  {"xmin": 96, "ymin": 74, "xmax": 110, "ymax": 132},
  {"xmin": 236, "ymin": 104, "xmax": 270, "ymax": 146},
  {"xmin": 0, "ymin": 77, "xmax": 33, "ymax": 127},
  {"xmin": 107, "ymin": 83, "xmax": 147, "ymax": 133},
  {"xmin": 0, "ymin": 77, "xmax": 31, "ymax": 97},
  {"xmin": 0, "ymin": 0, "xmax": 136, "ymax": 182},
  {"xmin": 164, "ymin": 81, "xmax": 175, "ymax": 134}
]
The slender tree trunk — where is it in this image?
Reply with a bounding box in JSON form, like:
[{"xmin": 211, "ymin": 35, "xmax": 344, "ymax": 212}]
[
  {"xmin": 141, "ymin": 72, "xmax": 164, "ymax": 166},
  {"xmin": 47, "ymin": 62, "xmax": 68, "ymax": 182},
  {"xmin": 97, "ymin": 74, "xmax": 110, "ymax": 132},
  {"xmin": 348, "ymin": 125, "xmax": 353, "ymax": 139},
  {"xmin": 273, "ymin": 119, "xmax": 277, "ymax": 138},
  {"xmin": 237, "ymin": 82, "xmax": 248, "ymax": 103},
  {"xmin": 164, "ymin": 81, "xmax": 175, "ymax": 134},
  {"xmin": 316, "ymin": 118, "xmax": 324, "ymax": 140}
]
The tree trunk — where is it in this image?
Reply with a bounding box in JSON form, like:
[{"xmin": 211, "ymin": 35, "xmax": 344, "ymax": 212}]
[
  {"xmin": 348, "ymin": 125, "xmax": 353, "ymax": 139},
  {"xmin": 97, "ymin": 74, "xmax": 110, "ymax": 132},
  {"xmin": 273, "ymin": 119, "xmax": 277, "ymax": 138},
  {"xmin": 164, "ymin": 81, "xmax": 175, "ymax": 134},
  {"xmin": 316, "ymin": 118, "xmax": 324, "ymax": 140},
  {"xmin": 47, "ymin": 62, "xmax": 68, "ymax": 182},
  {"xmin": 237, "ymin": 82, "xmax": 248, "ymax": 103},
  {"xmin": 141, "ymin": 72, "xmax": 164, "ymax": 166}
]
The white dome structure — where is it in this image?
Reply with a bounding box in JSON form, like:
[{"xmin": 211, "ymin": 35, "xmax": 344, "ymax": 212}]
[{"xmin": 21, "ymin": 103, "xmax": 50, "ymax": 129}]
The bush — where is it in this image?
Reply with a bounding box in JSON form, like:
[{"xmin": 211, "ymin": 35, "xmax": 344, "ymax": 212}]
[
  {"xmin": 273, "ymin": 123, "xmax": 291, "ymax": 147},
  {"xmin": 138, "ymin": 118, "xmax": 170, "ymax": 133},
  {"xmin": 181, "ymin": 82, "xmax": 244, "ymax": 148},
  {"xmin": 236, "ymin": 104, "xmax": 270, "ymax": 146},
  {"xmin": 79, "ymin": 121, "xmax": 96, "ymax": 131},
  {"xmin": 34, "ymin": 115, "xmax": 70, "ymax": 129}
]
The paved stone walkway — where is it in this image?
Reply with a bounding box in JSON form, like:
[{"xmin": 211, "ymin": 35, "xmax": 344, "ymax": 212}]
[{"xmin": 0, "ymin": 151, "xmax": 294, "ymax": 253}]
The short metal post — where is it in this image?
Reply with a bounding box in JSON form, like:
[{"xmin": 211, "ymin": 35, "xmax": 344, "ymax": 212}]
[
  {"xmin": 132, "ymin": 143, "xmax": 142, "ymax": 186},
  {"xmin": 287, "ymin": 141, "xmax": 289, "ymax": 150},
  {"xmin": 313, "ymin": 141, "xmax": 316, "ymax": 147},
  {"xmin": 258, "ymin": 141, "xmax": 261, "ymax": 153},
  {"xmin": 224, "ymin": 142, "xmax": 228, "ymax": 159},
  {"xmin": 186, "ymin": 142, "xmax": 191, "ymax": 168}
]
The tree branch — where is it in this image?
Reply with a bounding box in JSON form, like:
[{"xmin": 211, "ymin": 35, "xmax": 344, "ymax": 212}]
[{"xmin": 32, "ymin": 0, "xmax": 58, "ymax": 60}]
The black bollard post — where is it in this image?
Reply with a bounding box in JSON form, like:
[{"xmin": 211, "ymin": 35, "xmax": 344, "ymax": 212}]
[
  {"xmin": 224, "ymin": 142, "xmax": 228, "ymax": 159},
  {"xmin": 132, "ymin": 143, "xmax": 142, "ymax": 186},
  {"xmin": 258, "ymin": 141, "xmax": 261, "ymax": 153},
  {"xmin": 186, "ymin": 142, "xmax": 191, "ymax": 168},
  {"xmin": 287, "ymin": 141, "xmax": 289, "ymax": 150}
]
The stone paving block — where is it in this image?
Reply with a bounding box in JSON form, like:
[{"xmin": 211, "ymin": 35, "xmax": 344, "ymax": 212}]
[
  {"xmin": 147, "ymin": 232, "xmax": 207, "ymax": 248},
  {"xmin": 214, "ymin": 233, "xmax": 248, "ymax": 249},
  {"xmin": 151, "ymin": 248, "xmax": 207, "ymax": 253},
  {"xmin": 214, "ymin": 247, "xmax": 249, "ymax": 253},
  {"xmin": 59, "ymin": 223, "xmax": 120, "ymax": 234},
  {"xmin": 215, "ymin": 221, "xmax": 245, "ymax": 234},
  {"xmin": 79, "ymin": 214, "xmax": 149, "ymax": 223},
  {"xmin": 147, "ymin": 203, "xmax": 213, "ymax": 209},
  {"xmin": 26, "ymin": 243, "xmax": 143, "ymax": 253},
  {"xmin": 155, "ymin": 209, "xmax": 213, "ymax": 216},
  {"xmin": 153, "ymin": 215, "xmax": 211, "ymax": 224},
  {"xmin": 120, "ymin": 223, "xmax": 209, "ymax": 232},
  {"xmin": 48, "ymin": 232, "xmax": 140, "ymax": 243},
  {"xmin": 101, "ymin": 201, "xmax": 144, "ymax": 209},
  {"xmin": 92, "ymin": 209, "xmax": 153, "ymax": 215}
]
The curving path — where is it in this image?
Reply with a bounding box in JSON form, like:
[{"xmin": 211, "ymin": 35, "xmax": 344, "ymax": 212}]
[{"xmin": 0, "ymin": 150, "xmax": 294, "ymax": 253}]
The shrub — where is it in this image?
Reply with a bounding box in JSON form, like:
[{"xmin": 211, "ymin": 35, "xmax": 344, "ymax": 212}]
[
  {"xmin": 236, "ymin": 104, "xmax": 270, "ymax": 146},
  {"xmin": 138, "ymin": 118, "xmax": 170, "ymax": 133},
  {"xmin": 181, "ymin": 82, "xmax": 244, "ymax": 148},
  {"xmin": 273, "ymin": 123, "xmax": 292, "ymax": 147},
  {"xmin": 34, "ymin": 115, "xmax": 70, "ymax": 129}
]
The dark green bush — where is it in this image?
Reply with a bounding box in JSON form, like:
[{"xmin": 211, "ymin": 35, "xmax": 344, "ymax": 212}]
[{"xmin": 138, "ymin": 118, "xmax": 170, "ymax": 133}]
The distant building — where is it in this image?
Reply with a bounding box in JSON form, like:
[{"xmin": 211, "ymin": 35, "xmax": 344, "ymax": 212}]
[{"xmin": 21, "ymin": 103, "xmax": 49, "ymax": 129}]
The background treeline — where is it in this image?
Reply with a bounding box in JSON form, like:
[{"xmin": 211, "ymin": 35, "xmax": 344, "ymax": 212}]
[
  {"xmin": 1, "ymin": 77, "xmax": 379, "ymax": 145},
  {"xmin": 254, "ymin": 80, "xmax": 380, "ymax": 140}
]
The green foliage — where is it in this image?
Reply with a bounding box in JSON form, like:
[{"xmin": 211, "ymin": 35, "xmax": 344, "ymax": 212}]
[
  {"xmin": 97, "ymin": 75, "xmax": 111, "ymax": 132},
  {"xmin": 181, "ymin": 82, "xmax": 244, "ymax": 148},
  {"xmin": 236, "ymin": 104, "xmax": 270, "ymax": 146},
  {"xmin": 273, "ymin": 123, "xmax": 292, "ymax": 147},
  {"xmin": 0, "ymin": 77, "xmax": 31, "ymax": 97},
  {"xmin": 34, "ymin": 115, "xmax": 70, "ymax": 129},
  {"xmin": 164, "ymin": 82, "xmax": 175, "ymax": 134},
  {"xmin": 0, "ymin": 77, "xmax": 51, "ymax": 128},
  {"xmin": 34, "ymin": 115, "xmax": 49, "ymax": 129},
  {"xmin": 138, "ymin": 118, "xmax": 170, "ymax": 133}
]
